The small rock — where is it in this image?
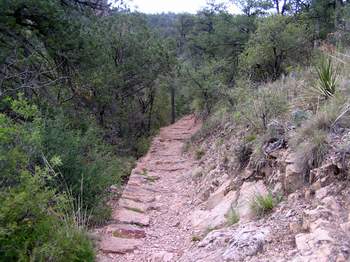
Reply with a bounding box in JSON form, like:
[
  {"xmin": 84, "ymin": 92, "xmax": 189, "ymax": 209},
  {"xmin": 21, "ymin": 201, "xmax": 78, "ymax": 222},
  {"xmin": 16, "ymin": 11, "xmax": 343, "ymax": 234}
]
[
  {"xmin": 340, "ymin": 222, "xmax": 350, "ymax": 232},
  {"xmin": 315, "ymin": 187, "xmax": 329, "ymax": 200},
  {"xmin": 149, "ymin": 251, "xmax": 175, "ymax": 262},
  {"xmin": 110, "ymin": 185, "xmax": 119, "ymax": 193},
  {"xmin": 311, "ymin": 180, "xmax": 322, "ymax": 191},
  {"xmin": 321, "ymin": 196, "xmax": 340, "ymax": 214},
  {"xmin": 105, "ymin": 224, "xmax": 146, "ymax": 239},
  {"xmin": 289, "ymin": 221, "xmax": 302, "ymax": 234}
]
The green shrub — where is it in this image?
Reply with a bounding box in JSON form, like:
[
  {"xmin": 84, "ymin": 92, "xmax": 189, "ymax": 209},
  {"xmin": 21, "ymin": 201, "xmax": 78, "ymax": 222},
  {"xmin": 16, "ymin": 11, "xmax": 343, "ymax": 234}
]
[
  {"xmin": 250, "ymin": 193, "xmax": 277, "ymax": 217},
  {"xmin": 0, "ymin": 172, "xmax": 95, "ymax": 261},
  {"xmin": 226, "ymin": 208, "xmax": 240, "ymax": 225},
  {"xmin": 240, "ymin": 86, "xmax": 288, "ymax": 131},
  {"xmin": 41, "ymin": 113, "xmax": 130, "ymax": 224},
  {"xmin": 135, "ymin": 136, "xmax": 151, "ymax": 158}
]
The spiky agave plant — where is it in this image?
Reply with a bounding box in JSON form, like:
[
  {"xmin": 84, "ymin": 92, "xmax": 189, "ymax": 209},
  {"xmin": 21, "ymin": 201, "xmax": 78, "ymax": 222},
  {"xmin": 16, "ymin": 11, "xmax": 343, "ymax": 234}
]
[{"xmin": 314, "ymin": 58, "xmax": 338, "ymax": 99}]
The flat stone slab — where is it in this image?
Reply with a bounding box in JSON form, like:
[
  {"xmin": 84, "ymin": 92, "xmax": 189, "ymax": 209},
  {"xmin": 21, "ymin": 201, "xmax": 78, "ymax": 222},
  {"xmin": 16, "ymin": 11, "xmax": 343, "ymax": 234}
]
[
  {"xmin": 122, "ymin": 192, "xmax": 155, "ymax": 203},
  {"xmin": 100, "ymin": 236, "xmax": 142, "ymax": 254},
  {"xmin": 119, "ymin": 198, "xmax": 149, "ymax": 213},
  {"xmin": 113, "ymin": 208, "xmax": 150, "ymax": 226},
  {"xmin": 104, "ymin": 224, "xmax": 146, "ymax": 239}
]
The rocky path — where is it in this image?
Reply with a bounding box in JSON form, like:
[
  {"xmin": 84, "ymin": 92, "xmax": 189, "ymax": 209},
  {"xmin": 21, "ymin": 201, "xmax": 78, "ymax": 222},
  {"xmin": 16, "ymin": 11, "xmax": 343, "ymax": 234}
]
[{"xmin": 96, "ymin": 115, "xmax": 201, "ymax": 262}]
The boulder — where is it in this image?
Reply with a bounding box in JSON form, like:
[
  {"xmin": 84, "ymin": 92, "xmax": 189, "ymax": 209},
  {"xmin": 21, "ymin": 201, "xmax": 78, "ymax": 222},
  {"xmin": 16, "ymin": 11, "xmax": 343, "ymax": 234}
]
[
  {"xmin": 190, "ymin": 190, "xmax": 238, "ymax": 232},
  {"xmin": 284, "ymin": 164, "xmax": 303, "ymax": 193},
  {"xmin": 222, "ymin": 224, "xmax": 270, "ymax": 261},
  {"xmin": 207, "ymin": 180, "xmax": 231, "ymax": 209},
  {"xmin": 235, "ymin": 180, "xmax": 268, "ymax": 222}
]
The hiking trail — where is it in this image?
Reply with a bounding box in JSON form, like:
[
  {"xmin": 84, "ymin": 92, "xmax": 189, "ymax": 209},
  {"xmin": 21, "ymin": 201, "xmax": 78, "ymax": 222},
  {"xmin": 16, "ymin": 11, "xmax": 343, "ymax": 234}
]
[{"xmin": 96, "ymin": 115, "xmax": 201, "ymax": 261}]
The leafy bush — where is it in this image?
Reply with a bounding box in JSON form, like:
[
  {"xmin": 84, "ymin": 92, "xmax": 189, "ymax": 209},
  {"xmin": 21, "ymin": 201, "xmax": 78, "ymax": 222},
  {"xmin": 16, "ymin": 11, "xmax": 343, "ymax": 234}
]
[
  {"xmin": 0, "ymin": 170, "xmax": 95, "ymax": 261},
  {"xmin": 41, "ymin": 113, "xmax": 132, "ymax": 224},
  {"xmin": 240, "ymin": 15, "xmax": 311, "ymax": 81},
  {"xmin": 0, "ymin": 99, "xmax": 96, "ymax": 260}
]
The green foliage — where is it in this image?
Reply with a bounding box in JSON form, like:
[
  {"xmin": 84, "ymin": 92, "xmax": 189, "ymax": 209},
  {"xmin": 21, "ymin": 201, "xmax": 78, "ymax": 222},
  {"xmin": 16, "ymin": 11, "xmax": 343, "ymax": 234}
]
[
  {"xmin": 0, "ymin": 170, "xmax": 94, "ymax": 261},
  {"xmin": 240, "ymin": 15, "xmax": 311, "ymax": 81},
  {"xmin": 195, "ymin": 149, "xmax": 205, "ymax": 160},
  {"xmin": 41, "ymin": 113, "xmax": 130, "ymax": 224},
  {"xmin": 313, "ymin": 58, "xmax": 338, "ymax": 99},
  {"xmin": 291, "ymin": 97, "xmax": 349, "ymax": 176},
  {"xmin": 250, "ymin": 193, "xmax": 277, "ymax": 217},
  {"xmin": 239, "ymin": 86, "xmax": 288, "ymax": 131},
  {"xmin": 226, "ymin": 207, "xmax": 240, "ymax": 225},
  {"xmin": 191, "ymin": 235, "xmax": 201, "ymax": 242},
  {"xmin": 186, "ymin": 60, "xmax": 226, "ymax": 117}
]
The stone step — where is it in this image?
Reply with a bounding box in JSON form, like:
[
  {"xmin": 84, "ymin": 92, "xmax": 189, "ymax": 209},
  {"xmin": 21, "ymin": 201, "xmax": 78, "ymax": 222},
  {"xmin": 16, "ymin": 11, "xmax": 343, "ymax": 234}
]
[
  {"xmin": 104, "ymin": 224, "xmax": 146, "ymax": 239},
  {"xmin": 124, "ymin": 185, "xmax": 157, "ymax": 194},
  {"xmin": 123, "ymin": 194, "xmax": 156, "ymax": 203},
  {"xmin": 122, "ymin": 190, "xmax": 155, "ymax": 203},
  {"xmin": 100, "ymin": 236, "xmax": 142, "ymax": 254},
  {"xmin": 149, "ymin": 167, "xmax": 187, "ymax": 173},
  {"xmin": 113, "ymin": 208, "xmax": 150, "ymax": 226},
  {"xmin": 119, "ymin": 198, "xmax": 149, "ymax": 213}
]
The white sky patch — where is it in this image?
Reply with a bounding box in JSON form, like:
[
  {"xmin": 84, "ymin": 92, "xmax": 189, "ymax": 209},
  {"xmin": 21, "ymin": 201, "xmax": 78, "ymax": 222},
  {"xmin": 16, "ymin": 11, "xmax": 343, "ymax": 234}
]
[
  {"xmin": 109, "ymin": 0, "xmax": 241, "ymax": 14},
  {"xmin": 131, "ymin": 0, "xmax": 208, "ymax": 13}
]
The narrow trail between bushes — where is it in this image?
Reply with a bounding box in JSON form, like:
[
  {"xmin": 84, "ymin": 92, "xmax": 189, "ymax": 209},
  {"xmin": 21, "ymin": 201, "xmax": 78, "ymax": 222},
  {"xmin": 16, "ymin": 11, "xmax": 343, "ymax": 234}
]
[{"xmin": 96, "ymin": 115, "xmax": 201, "ymax": 262}]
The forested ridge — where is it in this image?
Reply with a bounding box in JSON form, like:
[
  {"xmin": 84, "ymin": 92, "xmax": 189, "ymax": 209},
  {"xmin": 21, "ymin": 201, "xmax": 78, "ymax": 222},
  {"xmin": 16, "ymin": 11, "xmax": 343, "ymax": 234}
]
[{"xmin": 1, "ymin": 0, "xmax": 350, "ymax": 260}]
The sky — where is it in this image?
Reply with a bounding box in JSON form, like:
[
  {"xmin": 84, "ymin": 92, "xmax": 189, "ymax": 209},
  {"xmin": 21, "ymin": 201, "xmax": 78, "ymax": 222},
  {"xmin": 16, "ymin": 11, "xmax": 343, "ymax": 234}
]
[{"xmin": 110, "ymin": 0, "xmax": 240, "ymax": 14}]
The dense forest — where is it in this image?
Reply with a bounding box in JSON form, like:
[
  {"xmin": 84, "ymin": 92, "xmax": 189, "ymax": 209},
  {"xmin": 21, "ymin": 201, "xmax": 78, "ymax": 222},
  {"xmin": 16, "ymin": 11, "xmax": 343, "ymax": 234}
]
[{"xmin": 1, "ymin": 0, "xmax": 350, "ymax": 260}]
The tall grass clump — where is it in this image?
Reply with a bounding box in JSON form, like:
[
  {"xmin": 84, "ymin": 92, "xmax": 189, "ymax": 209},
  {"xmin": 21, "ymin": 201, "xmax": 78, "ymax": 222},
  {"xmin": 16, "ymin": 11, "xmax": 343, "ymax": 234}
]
[
  {"xmin": 238, "ymin": 85, "xmax": 288, "ymax": 132},
  {"xmin": 250, "ymin": 193, "xmax": 277, "ymax": 217},
  {"xmin": 226, "ymin": 207, "xmax": 240, "ymax": 225},
  {"xmin": 292, "ymin": 95, "xmax": 350, "ymax": 178}
]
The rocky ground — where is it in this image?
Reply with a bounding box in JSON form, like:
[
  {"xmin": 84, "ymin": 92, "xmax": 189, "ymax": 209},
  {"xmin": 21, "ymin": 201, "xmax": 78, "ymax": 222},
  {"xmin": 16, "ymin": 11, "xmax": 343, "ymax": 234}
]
[
  {"xmin": 93, "ymin": 116, "xmax": 350, "ymax": 261},
  {"xmin": 94, "ymin": 115, "xmax": 202, "ymax": 261}
]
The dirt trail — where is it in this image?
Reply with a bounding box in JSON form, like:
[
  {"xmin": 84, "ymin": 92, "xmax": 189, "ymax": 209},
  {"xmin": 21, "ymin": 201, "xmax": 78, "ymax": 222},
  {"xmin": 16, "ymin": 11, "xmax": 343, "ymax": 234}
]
[{"xmin": 96, "ymin": 115, "xmax": 201, "ymax": 262}]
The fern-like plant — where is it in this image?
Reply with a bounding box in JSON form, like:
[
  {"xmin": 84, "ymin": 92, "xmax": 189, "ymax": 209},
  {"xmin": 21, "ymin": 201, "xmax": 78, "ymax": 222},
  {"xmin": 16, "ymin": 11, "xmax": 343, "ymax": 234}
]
[{"xmin": 314, "ymin": 58, "xmax": 338, "ymax": 99}]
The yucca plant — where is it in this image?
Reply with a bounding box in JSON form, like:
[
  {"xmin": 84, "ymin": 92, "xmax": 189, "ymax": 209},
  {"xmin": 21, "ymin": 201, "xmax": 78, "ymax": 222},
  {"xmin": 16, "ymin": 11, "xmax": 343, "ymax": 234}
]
[{"xmin": 314, "ymin": 58, "xmax": 338, "ymax": 99}]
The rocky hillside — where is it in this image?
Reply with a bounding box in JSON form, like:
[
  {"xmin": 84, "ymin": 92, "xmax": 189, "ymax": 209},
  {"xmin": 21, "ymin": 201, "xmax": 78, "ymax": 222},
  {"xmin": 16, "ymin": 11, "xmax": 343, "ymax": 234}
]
[{"xmin": 179, "ymin": 111, "xmax": 350, "ymax": 261}]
